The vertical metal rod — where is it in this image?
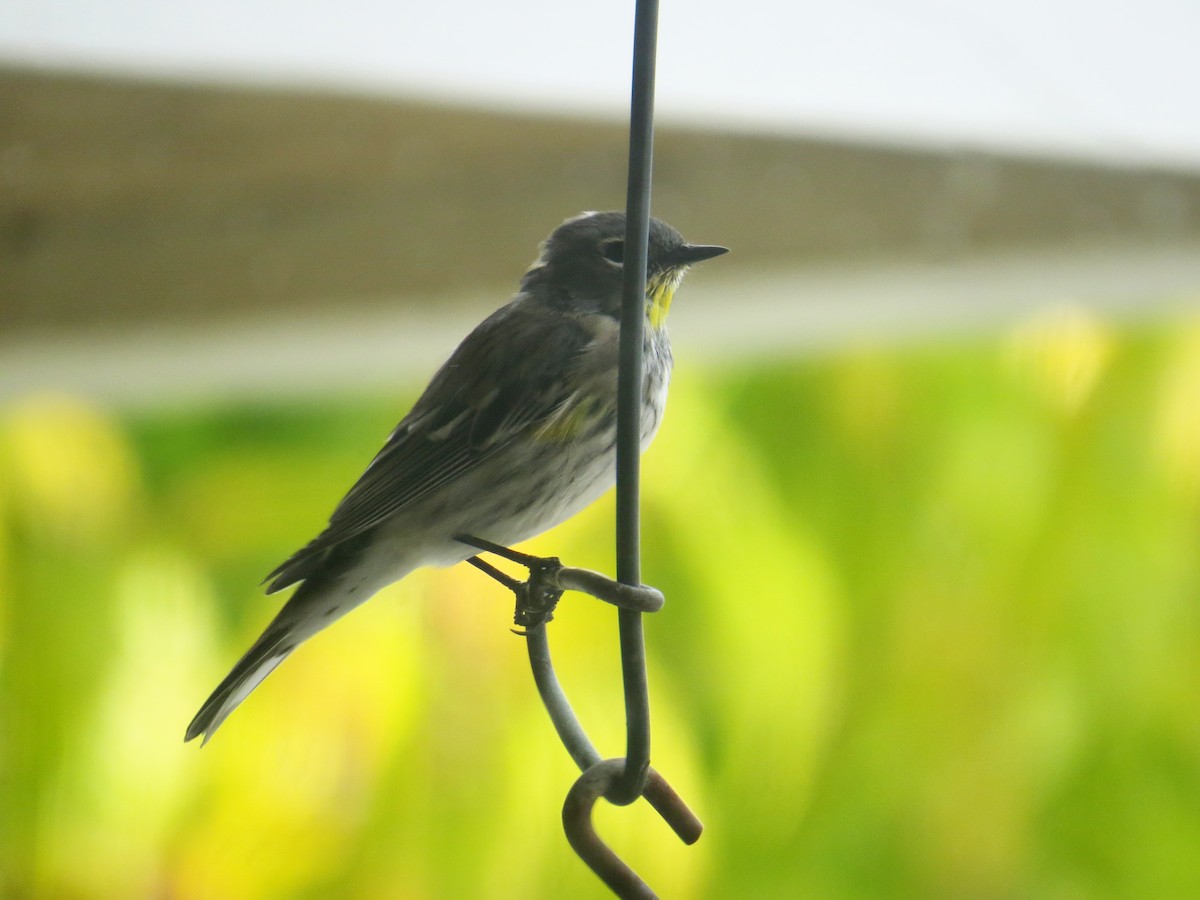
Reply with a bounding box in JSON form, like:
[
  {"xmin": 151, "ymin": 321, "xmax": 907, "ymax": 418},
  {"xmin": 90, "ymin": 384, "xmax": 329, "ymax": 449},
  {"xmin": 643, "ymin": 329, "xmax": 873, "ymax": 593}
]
[{"xmin": 613, "ymin": 0, "xmax": 659, "ymax": 806}]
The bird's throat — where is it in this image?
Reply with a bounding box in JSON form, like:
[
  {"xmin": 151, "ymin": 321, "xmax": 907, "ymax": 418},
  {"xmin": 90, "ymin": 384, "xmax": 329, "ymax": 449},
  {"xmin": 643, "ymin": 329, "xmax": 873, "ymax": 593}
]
[{"xmin": 646, "ymin": 271, "xmax": 683, "ymax": 330}]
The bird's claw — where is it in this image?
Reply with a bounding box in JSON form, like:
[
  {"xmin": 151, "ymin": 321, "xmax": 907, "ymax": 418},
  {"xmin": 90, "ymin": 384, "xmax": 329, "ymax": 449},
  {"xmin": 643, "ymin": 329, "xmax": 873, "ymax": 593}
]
[
  {"xmin": 510, "ymin": 554, "xmax": 565, "ymax": 629},
  {"xmin": 458, "ymin": 534, "xmax": 665, "ymax": 629},
  {"xmin": 459, "ymin": 537, "xmax": 566, "ymax": 630}
]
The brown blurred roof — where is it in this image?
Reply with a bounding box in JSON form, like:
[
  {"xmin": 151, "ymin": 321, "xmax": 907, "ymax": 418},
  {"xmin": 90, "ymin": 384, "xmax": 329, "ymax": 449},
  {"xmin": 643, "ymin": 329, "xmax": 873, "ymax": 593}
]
[{"xmin": 3, "ymin": 65, "xmax": 1199, "ymax": 339}]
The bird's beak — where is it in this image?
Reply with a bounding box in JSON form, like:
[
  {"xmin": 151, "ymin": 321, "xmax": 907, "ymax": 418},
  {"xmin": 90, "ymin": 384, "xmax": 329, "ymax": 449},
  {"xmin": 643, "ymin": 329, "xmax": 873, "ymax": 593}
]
[{"xmin": 670, "ymin": 243, "xmax": 729, "ymax": 265}]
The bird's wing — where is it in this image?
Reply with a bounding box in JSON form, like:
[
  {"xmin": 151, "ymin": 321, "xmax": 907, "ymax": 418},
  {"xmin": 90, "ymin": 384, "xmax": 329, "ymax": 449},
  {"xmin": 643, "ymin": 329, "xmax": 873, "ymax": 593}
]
[{"xmin": 264, "ymin": 297, "xmax": 598, "ymax": 592}]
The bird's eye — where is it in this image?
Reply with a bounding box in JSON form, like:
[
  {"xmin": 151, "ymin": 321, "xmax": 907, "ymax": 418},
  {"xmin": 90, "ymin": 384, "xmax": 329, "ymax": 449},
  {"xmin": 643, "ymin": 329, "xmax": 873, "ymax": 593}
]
[{"xmin": 600, "ymin": 239, "xmax": 625, "ymax": 264}]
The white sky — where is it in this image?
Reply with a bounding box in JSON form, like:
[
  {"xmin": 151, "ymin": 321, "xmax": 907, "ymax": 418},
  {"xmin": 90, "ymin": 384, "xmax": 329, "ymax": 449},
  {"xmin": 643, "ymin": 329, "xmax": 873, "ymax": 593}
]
[{"xmin": 1, "ymin": 0, "xmax": 1199, "ymax": 168}]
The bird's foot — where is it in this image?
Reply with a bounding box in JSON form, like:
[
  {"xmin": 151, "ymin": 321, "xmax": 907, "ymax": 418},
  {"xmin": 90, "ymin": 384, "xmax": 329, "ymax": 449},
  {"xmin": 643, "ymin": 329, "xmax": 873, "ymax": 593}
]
[
  {"xmin": 460, "ymin": 541, "xmax": 564, "ymax": 630},
  {"xmin": 456, "ymin": 534, "xmax": 666, "ymax": 632}
]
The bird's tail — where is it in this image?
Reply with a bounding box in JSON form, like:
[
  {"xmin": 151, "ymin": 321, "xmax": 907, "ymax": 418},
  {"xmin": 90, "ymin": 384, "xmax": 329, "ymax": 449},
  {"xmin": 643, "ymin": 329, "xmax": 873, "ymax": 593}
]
[
  {"xmin": 186, "ymin": 541, "xmax": 407, "ymax": 744},
  {"xmin": 185, "ymin": 622, "xmax": 296, "ymax": 744}
]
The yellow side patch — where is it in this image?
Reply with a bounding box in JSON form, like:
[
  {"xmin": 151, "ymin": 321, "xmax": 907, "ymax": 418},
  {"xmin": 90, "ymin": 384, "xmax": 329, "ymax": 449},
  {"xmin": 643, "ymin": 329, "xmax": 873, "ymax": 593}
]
[{"xmin": 536, "ymin": 396, "xmax": 600, "ymax": 442}]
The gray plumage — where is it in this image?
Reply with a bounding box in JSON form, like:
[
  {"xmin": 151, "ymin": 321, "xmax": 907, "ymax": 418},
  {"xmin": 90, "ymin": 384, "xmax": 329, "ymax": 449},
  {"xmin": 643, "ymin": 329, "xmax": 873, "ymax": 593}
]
[{"xmin": 185, "ymin": 210, "xmax": 726, "ymax": 743}]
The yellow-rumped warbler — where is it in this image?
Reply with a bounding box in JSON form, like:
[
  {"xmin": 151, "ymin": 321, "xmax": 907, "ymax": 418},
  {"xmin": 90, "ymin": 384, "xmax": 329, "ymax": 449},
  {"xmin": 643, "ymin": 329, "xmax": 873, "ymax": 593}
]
[{"xmin": 185, "ymin": 210, "xmax": 726, "ymax": 743}]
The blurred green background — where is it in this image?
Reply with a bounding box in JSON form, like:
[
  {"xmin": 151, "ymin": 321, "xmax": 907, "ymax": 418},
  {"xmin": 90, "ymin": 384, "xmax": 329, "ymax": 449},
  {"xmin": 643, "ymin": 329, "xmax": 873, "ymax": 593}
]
[
  {"xmin": 4, "ymin": 304, "xmax": 1200, "ymax": 898},
  {"xmin": 5, "ymin": 48, "xmax": 1200, "ymax": 899}
]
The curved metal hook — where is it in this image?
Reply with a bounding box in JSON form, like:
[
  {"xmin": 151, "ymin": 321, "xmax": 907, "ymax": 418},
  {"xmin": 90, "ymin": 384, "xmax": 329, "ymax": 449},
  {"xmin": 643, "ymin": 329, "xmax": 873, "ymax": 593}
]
[
  {"xmin": 556, "ymin": 567, "xmax": 665, "ymax": 613},
  {"xmin": 562, "ymin": 759, "xmax": 703, "ymax": 899}
]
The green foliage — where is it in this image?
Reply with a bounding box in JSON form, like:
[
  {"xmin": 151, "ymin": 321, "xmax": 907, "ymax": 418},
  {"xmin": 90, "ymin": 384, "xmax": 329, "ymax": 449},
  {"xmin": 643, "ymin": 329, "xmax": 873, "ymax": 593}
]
[{"xmin": 2, "ymin": 310, "xmax": 1199, "ymax": 898}]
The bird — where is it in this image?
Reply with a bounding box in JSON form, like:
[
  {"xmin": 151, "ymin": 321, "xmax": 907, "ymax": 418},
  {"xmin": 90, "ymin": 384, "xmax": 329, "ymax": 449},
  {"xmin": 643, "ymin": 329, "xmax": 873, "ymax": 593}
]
[{"xmin": 185, "ymin": 210, "xmax": 727, "ymax": 743}]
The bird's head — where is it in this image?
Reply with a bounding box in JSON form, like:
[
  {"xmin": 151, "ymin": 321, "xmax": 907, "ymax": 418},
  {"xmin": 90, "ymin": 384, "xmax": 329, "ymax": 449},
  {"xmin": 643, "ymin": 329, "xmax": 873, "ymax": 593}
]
[{"xmin": 523, "ymin": 210, "xmax": 727, "ymax": 326}]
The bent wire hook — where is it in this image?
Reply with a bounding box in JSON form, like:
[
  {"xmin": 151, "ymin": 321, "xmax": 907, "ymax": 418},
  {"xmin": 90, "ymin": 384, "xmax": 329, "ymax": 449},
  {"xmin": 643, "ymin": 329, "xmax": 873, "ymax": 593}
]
[
  {"xmin": 563, "ymin": 760, "xmax": 703, "ymax": 900},
  {"xmin": 528, "ymin": 619, "xmax": 703, "ymax": 899},
  {"xmin": 460, "ymin": 546, "xmax": 704, "ymax": 898}
]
